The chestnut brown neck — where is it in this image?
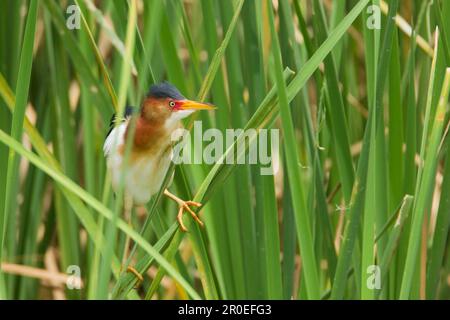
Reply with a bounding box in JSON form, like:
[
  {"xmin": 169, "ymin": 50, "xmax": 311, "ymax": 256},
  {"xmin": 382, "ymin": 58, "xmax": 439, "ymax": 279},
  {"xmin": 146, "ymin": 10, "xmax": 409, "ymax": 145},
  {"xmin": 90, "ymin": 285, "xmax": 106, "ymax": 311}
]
[{"xmin": 124, "ymin": 117, "xmax": 170, "ymax": 152}]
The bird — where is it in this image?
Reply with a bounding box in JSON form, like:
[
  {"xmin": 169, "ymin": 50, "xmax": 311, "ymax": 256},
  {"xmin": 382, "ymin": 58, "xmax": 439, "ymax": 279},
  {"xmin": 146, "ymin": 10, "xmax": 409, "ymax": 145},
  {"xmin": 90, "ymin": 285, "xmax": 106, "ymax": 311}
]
[{"xmin": 103, "ymin": 82, "xmax": 215, "ymax": 232}]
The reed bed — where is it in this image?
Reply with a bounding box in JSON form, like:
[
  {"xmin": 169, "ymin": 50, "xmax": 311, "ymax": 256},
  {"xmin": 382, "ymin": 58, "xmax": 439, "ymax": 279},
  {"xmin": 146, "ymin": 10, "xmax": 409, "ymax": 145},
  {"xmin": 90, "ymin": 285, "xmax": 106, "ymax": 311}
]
[{"xmin": 0, "ymin": 0, "xmax": 449, "ymax": 300}]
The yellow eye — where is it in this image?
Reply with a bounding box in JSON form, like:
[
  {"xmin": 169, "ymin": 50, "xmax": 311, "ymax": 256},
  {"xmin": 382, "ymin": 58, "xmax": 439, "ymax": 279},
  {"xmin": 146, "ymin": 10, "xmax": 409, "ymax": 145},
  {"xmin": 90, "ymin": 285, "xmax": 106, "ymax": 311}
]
[{"xmin": 169, "ymin": 101, "xmax": 175, "ymax": 108}]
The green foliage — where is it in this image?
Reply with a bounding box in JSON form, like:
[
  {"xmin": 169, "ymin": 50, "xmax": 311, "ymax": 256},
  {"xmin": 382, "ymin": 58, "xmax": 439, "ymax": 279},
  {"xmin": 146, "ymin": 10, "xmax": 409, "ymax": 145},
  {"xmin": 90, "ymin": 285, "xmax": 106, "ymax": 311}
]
[{"xmin": 0, "ymin": 0, "xmax": 448, "ymax": 300}]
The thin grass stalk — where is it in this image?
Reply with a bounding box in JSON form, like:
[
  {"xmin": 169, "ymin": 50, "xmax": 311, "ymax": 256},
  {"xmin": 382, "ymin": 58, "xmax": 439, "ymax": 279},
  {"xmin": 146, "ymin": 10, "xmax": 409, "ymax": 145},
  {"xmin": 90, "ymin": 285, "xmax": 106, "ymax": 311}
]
[
  {"xmin": 400, "ymin": 68, "xmax": 450, "ymax": 299},
  {"xmin": 267, "ymin": 0, "xmax": 320, "ymax": 299},
  {"xmin": 0, "ymin": 0, "xmax": 38, "ymax": 281}
]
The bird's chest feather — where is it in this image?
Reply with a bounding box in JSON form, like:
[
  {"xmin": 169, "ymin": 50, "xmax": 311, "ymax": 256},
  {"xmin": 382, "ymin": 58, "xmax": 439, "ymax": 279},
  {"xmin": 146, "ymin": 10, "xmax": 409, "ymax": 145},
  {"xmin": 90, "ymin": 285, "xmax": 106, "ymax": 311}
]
[
  {"xmin": 126, "ymin": 148, "xmax": 172, "ymax": 204},
  {"xmin": 104, "ymin": 122, "xmax": 173, "ymax": 205}
]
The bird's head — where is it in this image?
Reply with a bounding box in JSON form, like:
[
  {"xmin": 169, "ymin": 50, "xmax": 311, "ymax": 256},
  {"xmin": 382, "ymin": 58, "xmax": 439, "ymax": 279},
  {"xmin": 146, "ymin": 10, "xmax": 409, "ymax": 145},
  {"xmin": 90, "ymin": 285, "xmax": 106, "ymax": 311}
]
[{"xmin": 141, "ymin": 82, "xmax": 215, "ymax": 128}]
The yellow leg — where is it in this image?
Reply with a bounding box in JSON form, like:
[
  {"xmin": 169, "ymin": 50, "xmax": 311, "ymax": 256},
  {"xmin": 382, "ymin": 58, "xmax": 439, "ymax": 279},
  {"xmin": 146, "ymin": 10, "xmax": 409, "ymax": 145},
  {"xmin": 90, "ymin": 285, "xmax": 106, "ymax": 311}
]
[
  {"xmin": 121, "ymin": 195, "xmax": 143, "ymax": 289},
  {"xmin": 164, "ymin": 189, "xmax": 204, "ymax": 232},
  {"xmin": 126, "ymin": 266, "xmax": 144, "ymax": 288},
  {"xmin": 122, "ymin": 194, "xmax": 133, "ymax": 267}
]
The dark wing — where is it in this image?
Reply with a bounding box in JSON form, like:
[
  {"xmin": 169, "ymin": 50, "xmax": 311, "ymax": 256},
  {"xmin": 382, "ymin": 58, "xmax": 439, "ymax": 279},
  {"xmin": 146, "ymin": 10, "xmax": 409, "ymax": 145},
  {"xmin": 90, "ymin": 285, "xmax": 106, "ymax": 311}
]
[{"xmin": 105, "ymin": 105, "xmax": 137, "ymax": 139}]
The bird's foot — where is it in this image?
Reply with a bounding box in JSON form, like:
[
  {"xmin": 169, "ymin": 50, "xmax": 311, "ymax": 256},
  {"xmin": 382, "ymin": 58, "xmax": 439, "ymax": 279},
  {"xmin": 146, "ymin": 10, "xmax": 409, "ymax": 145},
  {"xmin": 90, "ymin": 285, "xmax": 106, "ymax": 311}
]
[
  {"xmin": 176, "ymin": 200, "xmax": 203, "ymax": 232},
  {"xmin": 125, "ymin": 265, "xmax": 143, "ymax": 289},
  {"xmin": 164, "ymin": 189, "xmax": 204, "ymax": 232}
]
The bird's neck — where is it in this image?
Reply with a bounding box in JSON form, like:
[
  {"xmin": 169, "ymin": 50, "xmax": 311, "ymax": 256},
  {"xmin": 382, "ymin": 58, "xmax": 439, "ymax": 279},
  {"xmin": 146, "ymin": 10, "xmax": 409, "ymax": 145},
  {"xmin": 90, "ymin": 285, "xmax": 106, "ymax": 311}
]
[{"xmin": 129, "ymin": 117, "xmax": 179, "ymax": 151}]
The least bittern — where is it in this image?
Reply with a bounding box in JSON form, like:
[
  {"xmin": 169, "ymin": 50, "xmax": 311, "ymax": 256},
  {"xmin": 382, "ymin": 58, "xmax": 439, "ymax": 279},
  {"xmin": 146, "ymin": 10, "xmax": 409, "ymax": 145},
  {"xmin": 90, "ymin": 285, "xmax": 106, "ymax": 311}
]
[
  {"xmin": 103, "ymin": 82, "xmax": 214, "ymax": 284},
  {"xmin": 104, "ymin": 82, "xmax": 214, "ymax": 231}
]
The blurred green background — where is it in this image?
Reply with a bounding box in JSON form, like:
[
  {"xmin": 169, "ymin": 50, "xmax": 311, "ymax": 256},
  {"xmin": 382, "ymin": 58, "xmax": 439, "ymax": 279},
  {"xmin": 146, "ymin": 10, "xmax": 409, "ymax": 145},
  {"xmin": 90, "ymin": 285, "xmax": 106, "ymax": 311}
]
[{"xmin": 0, "ymin": 0, "xmax": 449, "ymax": 300}]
